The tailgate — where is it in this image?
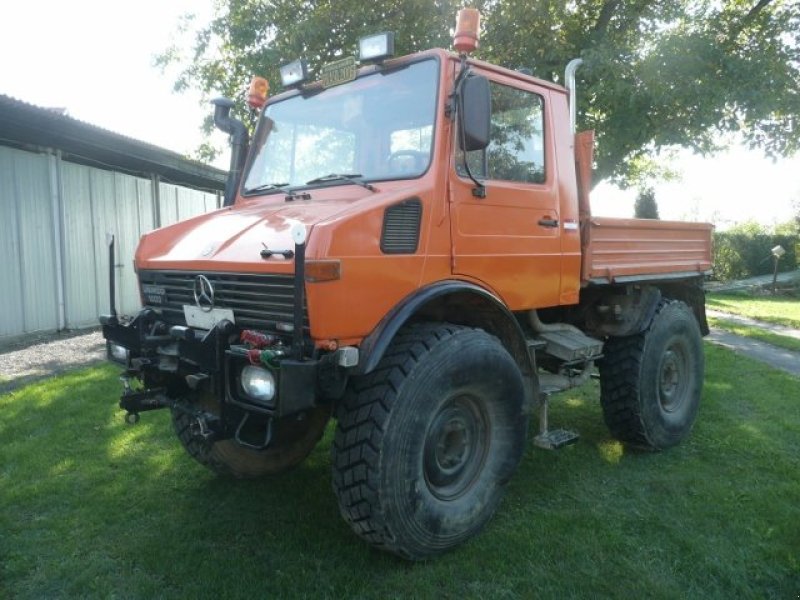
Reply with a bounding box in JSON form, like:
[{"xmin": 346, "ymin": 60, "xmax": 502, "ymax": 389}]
[{"xmin": 583, "ymin": 217, "xmax": 713, "ymax": 283}]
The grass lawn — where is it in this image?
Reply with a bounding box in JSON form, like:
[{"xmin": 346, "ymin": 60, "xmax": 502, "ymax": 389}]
[
  {"xmin": 707, "ymin": 293, "xmax": 800, "ymax": 328},
  {"xmin": 708, "ymin": 316, "xmax": 800, "ymax": 353},
  {"xmin": 1, "ymin": 347, "xmax": 798, "ymax": 598}
]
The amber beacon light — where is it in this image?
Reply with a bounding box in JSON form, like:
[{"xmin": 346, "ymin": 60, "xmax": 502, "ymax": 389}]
[
  {"xmin": 454, "ymin": 8, "xmax": 481, "ymax": 54},
  {"xmin": 247, "ymin": 76, "xmax": 269, "ymax": 109}
]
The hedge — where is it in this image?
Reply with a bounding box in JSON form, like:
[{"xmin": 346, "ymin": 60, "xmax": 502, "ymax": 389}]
[{"xmin": 713, "ymin": 232, "xmax": 798, "ymax": 282}]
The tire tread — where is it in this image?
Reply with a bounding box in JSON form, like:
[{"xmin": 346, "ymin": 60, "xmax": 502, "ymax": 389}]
[
  {"xmin": 332, "ymin": 322, "xmax": 469, "ymax": 557},
  {"xmin": 599, "ymin": 299, "xmax": 701, "ymax": 449}
]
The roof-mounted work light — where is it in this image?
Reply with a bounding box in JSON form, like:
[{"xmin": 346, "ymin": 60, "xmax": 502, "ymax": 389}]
[
  {"xmin": 454, "ymin": 8, "xmax": 481, "ymax": 54},
  {"xmin": 359, "ymin": 32, "xmax": 395, "ymax": 62},
  {"xmin": 279, "ymin": 59, "xmax": 309, "ymax": 88}
]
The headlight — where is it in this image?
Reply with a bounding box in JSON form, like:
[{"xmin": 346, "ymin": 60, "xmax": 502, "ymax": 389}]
[
  {"xmin": 108, "ymin": 343, "xmax": 129, "ymax": 364},
  {"xmin": 240, "ymin": 365, "xmax": 276, "ymax": 405}
]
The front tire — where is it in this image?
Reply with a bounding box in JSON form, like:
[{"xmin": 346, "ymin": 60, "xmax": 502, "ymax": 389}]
[
  {"xmin": 172, "ymin": 394, "xmax": 331, "ymax": 479},
  {"xmin": 599, "ymin": 300, "xmax": 704, "ymax": 449},
  {"xmin": 332, "ymin": 323, "xmax": 528, "ymax": 560}
]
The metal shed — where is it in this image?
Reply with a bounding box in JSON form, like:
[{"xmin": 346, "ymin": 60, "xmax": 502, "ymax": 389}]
[{"xmin": 0, "ymin": 94, "xmax": 226, "ymax": 342}]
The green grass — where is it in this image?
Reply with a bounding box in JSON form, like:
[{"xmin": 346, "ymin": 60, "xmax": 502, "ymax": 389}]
[
  {"xmin": 707, "ymin": 293, "xmax": 800, "ymax": 328},
  {"xmin": 708, "ymin": 316, "xmax": 800, "ymax": 353},
  {"xmin": 1, "ymin": 352, "xmax": 799, "ymax": 599}
]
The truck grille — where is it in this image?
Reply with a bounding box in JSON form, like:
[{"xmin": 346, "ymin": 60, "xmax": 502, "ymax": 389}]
[{"xmin": 137, "ymin": 270, "xmax": 308, "ymax": 333}]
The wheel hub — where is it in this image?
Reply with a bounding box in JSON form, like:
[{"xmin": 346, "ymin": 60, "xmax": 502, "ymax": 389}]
[
  {"xmin": 658, "ymin": 343, "xmax": 688, "ymax": 413},
  {"xmin": 423, "ymin": 395, "xmax": 488, "ymax": 500}
]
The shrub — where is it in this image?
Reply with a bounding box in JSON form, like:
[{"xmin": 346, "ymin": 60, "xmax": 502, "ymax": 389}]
[{"xmin": 713, "ymin": 222, "xmax": 798, "ymax": 281}]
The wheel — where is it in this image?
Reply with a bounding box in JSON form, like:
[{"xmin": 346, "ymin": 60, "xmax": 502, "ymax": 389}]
[
  {"xmin": 598, "ymin": 300, "xmax": 704, "ymax": 449},
  {"xmin": 172, "ymin": 393, "xmax": 331, "ymax": 479},
  {"xmin": 332, "ymin": 323, "xmax": 528, "ymax": 560}
]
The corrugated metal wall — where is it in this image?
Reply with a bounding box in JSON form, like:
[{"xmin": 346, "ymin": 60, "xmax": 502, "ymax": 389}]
[{"xmin": 0, "ymin": 145, "xmax": 220, "ymax": 340}]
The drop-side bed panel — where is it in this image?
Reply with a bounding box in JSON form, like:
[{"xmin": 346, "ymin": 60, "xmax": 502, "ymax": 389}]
[{"xmin": 582, "ymin": 217, "xmax": 713, "ymax": 284}]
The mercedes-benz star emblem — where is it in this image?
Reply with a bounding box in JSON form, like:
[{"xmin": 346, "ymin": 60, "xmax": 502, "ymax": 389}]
[{"xmin": 193, "ymin": 275, "xmax": 215, "ymax": 312}]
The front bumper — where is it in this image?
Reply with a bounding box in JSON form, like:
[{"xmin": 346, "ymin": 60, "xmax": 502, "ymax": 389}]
[{"xmin": 100, "ymin": 309, "xmax": 339, "ymax": 447}]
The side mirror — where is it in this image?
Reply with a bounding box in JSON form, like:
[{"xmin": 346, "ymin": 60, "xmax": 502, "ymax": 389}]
[{"xmin": 459, "ymin": 75, "xmax": 491, "ymax": 151}]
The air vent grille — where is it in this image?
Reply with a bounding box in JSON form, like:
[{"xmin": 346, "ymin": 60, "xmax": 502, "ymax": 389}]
[{"xmin": 380, "ymin": 198, "xmax": 422, "ymax": 254}]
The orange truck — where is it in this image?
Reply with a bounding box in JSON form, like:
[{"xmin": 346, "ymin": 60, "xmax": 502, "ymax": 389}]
[{"xmin": 101, "ymin": 10, "xmax": 712, "ymax": 560}]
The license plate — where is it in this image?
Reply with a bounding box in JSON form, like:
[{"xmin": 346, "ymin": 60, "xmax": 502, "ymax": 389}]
[
  {"xmin": 142, "ymin": 284, "xmax": 167, "ymax": 305},
  {"xmin": 321, "ymin": 56, "xmax": 356, "ymax": 88},
  {"xmin": 183, "ymin": 305, "xmax": 235, "ymax": 330}
]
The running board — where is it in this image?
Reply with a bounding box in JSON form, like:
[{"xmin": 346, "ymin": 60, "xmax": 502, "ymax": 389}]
[{"xmin": 532, "ymin": 393, "xmax": 579, "ymax": 450}]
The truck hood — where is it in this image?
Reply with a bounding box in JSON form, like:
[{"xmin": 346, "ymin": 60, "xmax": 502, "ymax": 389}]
[{"xmin": 136, "ymin": 196, "xmax": 354, "ymax": 270}]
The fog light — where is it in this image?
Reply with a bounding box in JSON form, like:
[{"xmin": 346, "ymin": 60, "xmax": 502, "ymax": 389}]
[
  {"xmin": 240, "ymin": 365, "xmax": 276, "ymax": 404},
  {"xmin": 109, "ymin": 343, "xmax": 129, "ymax": 363}
]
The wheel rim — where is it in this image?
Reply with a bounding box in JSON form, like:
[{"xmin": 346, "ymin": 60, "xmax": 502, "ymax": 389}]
[
  {"xmin": 658, "ymin": 339, "xmax": 691, "ymax": 413},
  {"xmin": 423, "ymin": 395, "xmax": 489, "ymax": 501}
]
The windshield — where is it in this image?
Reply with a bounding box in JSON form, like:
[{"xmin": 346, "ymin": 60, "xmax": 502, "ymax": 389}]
[{"xmin": 243, "ymin": 59, "xmax": 439, "ymax": 193}]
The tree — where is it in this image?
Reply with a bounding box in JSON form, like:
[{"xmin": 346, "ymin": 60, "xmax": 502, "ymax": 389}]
[
  {"xmin": 634, "ymin": 187, "xmax": 660, "ymax": 219},
  {"xmin": 160, "ymin": 0, "xmax": 800, "ymax": 185}
]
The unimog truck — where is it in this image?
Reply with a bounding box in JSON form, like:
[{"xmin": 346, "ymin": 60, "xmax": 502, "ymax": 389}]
[{"xmin": 101, "ymin": 10, "xmax": 712, "ymax": 560}]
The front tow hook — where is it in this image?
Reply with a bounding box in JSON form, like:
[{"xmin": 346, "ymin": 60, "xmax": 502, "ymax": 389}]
[
  {"xmin": 190, "ymin": 415, "xmax": 215, "ymax": 441},
  {"xmin": 118, "ymin": 376, "xmax": 167, "ymax": 424}
]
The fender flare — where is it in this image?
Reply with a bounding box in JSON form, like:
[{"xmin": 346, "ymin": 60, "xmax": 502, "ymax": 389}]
[{"xmin": 355, "ymin": 280, "xmax": 533, "ymax": 376}]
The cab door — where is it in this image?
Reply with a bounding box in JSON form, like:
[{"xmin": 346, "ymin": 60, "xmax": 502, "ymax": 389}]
[{"xmin": 449, "ymin": 71, "xmax": 561, "ymax": 310}]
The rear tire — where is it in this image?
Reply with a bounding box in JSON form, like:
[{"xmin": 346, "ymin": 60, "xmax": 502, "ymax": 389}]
[
  {"xmin": 172, "ymin": 394, "xmax": 330, "ymax": 479},
  {"xmin": 599, "ymin": 300, "xmax": 703, "ymax": 449},
  {"xmin": 332, "ymin": 323, "xmax": 528, "ymax": 560}
]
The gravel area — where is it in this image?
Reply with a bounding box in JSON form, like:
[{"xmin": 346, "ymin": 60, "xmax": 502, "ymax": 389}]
[{"xmin": 0, "ymin": 329, "xmax": 106, "ymax": 393}]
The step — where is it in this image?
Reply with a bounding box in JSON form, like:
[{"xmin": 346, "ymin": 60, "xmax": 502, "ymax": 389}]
[
  {"xmin": 533, "ymin": 428, "xmax": 580, "ymax": 450},
  {"xmin": 537, "ymin": 329, "xmax": 603, "ymax": 362}
]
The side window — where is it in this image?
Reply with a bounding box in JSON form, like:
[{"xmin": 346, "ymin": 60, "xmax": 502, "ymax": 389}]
[{"xmin": 462, "ymin": 83, "xmax": 545, "ymax": 184}]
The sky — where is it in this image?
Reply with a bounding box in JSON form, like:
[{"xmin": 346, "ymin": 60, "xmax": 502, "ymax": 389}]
[{"xmin": 2, "ymin": 1, "xmax": 798, "ymax": 230}]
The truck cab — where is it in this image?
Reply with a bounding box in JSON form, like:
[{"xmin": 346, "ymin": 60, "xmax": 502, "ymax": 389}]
[{"xmin": 102, "ymin": 17, "xmax": 711, "ymax": 560}]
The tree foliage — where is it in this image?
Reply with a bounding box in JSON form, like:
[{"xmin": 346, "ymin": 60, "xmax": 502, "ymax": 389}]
[
  {"xmin": 160, "ymin": 0, "xmax": 800, "ymax": 185},
  {"xmin": 634, "ymin": 187, "xmax": 660, "ymax": 219}
]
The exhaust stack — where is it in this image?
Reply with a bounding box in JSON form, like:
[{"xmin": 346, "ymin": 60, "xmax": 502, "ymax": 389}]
[
  {"xmin": 564, "ymin": 58, "xmax": 583, "ymax": 134},
  {"xmin": 212, "ymin": 98, "xmax": 250, "ymax": 207}
]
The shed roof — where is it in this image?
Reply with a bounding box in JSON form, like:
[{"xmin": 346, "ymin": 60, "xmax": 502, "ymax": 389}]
[{"xmin": 0, "ymin": 94, "xmax": 225, "ymax": 192}]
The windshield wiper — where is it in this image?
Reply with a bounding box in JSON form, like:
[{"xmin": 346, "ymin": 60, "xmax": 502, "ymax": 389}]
[
  {"xmin": 305, "ymin": 173, "xmax": 375, "ymax": 192},
  {"xmin": 245, "ymin": 182, "xmax": 290, "ymax": 194}
]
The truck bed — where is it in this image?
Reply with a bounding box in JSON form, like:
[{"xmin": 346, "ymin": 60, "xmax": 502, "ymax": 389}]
[{"xmin": 582, "ymin": 217, "xmax": 713, "ymax": 284}]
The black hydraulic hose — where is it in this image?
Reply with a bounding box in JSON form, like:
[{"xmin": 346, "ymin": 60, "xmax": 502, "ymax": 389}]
[{"xmin": 212, "ymin": 98, "xmax": 250, "ymax": 207}]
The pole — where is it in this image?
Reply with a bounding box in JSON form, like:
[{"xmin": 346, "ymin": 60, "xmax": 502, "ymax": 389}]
[{"xmin": 772, "ymin": 255, "xmax": 779, "ymax": 294}]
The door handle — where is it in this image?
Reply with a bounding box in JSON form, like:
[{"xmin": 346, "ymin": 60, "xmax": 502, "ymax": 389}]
[{"xmin": 538, "ymin": 218, "xmax": 559, "ymax": 228}]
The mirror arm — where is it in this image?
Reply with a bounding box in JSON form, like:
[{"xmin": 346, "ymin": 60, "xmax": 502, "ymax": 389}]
[
  {"xmin": 447, "ymin": 54, "xmax": 471, "ymax": 118},
  {"xmin": 459, "ymin": 114, "xmax": 486, "ymax": 198}
]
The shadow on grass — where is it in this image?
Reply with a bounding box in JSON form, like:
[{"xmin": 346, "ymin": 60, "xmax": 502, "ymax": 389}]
[{"xmin": 1, "ymin": 348, "xmax": 798, "ymax": 598}]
